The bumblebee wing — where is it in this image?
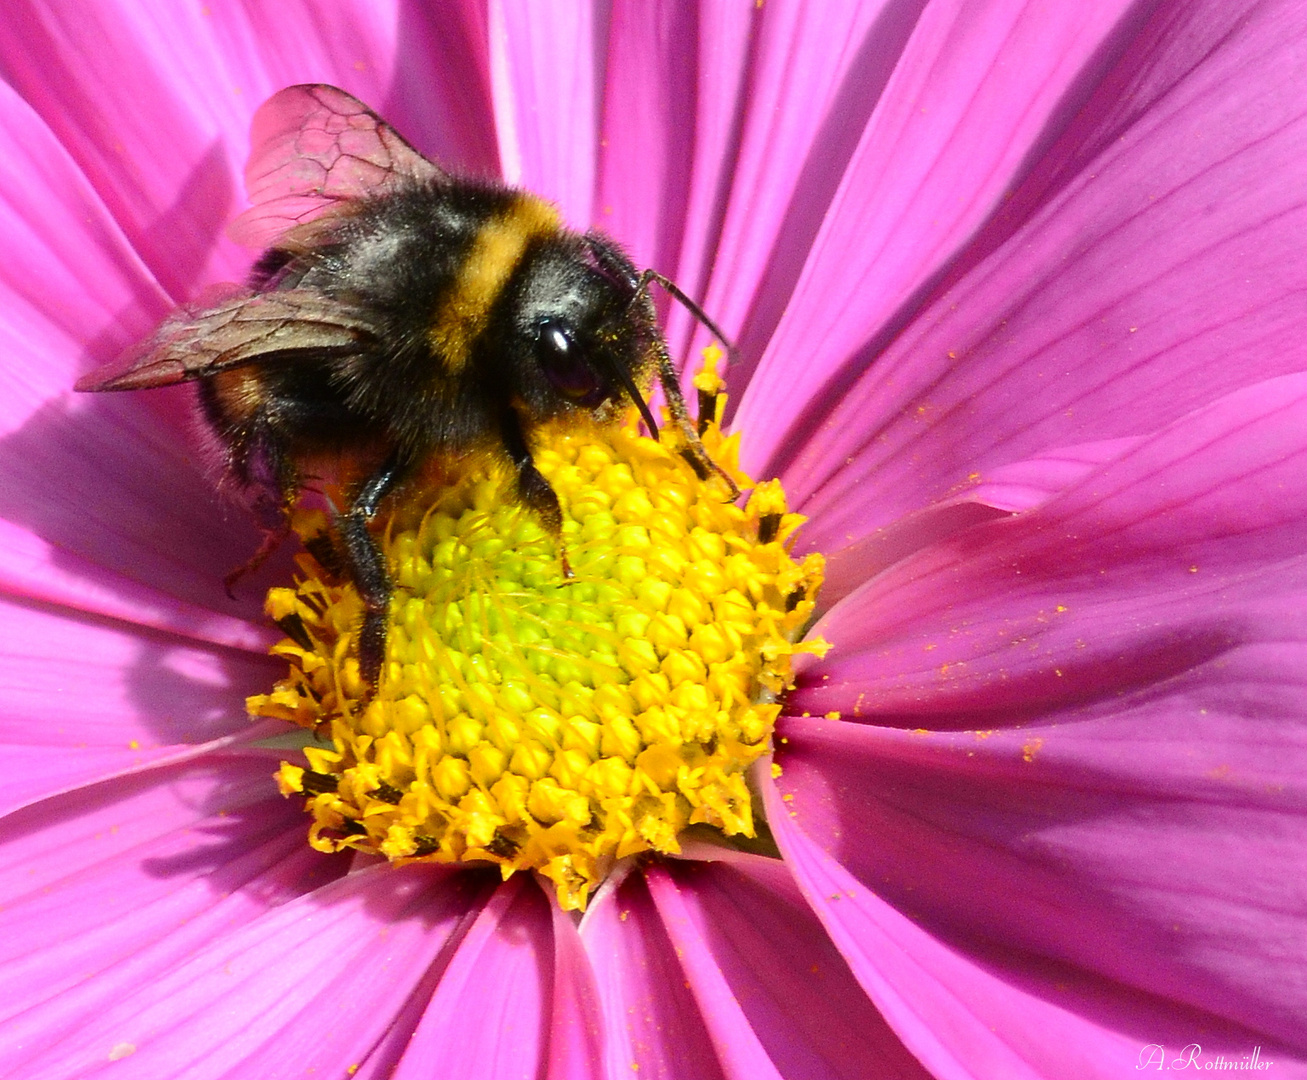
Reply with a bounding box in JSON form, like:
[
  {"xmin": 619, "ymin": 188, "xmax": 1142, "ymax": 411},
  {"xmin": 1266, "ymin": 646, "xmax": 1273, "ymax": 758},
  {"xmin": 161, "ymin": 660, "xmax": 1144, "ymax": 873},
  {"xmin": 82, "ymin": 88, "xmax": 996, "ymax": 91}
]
[
  {"xmin": 74, "ymin": 288, "xmax": 375, "ymax": 392},
  {"xmin": 228, "ymin": 84, "xmax": 444, "ymax": 249}
]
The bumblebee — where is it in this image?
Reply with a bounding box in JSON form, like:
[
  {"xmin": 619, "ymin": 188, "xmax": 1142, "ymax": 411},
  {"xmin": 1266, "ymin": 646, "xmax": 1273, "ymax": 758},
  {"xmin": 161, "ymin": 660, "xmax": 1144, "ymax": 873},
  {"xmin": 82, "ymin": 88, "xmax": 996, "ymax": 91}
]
[{"xmin": 75, "ymin": 84, "xmax": 735, "ymax": 687}]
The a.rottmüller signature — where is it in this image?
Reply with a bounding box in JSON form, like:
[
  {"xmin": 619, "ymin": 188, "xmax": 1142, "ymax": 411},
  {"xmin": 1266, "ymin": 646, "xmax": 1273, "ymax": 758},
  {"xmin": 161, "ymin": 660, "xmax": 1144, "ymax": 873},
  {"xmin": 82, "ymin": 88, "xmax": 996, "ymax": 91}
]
[{"xmin": 1138, "ymin": 1044, "xmax": 1273, "ymax": 1071}]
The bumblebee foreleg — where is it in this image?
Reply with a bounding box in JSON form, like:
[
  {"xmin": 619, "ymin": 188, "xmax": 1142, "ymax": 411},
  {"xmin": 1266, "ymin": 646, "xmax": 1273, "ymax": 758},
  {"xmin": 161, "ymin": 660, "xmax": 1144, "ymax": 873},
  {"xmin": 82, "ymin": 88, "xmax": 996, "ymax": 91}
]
[
  {"xmin": 617, "ymin": 274, "xmax": 740, "ymax": 501},
  {"xmin": 340, "ymin": 454, "xmax": 406, "ymax": 691},
  {"xmin": 652, "ymin": 349, "xmax": 741, "ymax": 500}
]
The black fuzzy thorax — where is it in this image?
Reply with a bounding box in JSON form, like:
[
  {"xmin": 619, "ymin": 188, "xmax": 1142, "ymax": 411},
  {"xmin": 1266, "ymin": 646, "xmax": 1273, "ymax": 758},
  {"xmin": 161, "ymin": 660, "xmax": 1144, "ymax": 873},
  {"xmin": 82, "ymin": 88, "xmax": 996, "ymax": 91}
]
[{"xmin": 291, "ymin": 178, "xmax": 525, "ymax": 458}]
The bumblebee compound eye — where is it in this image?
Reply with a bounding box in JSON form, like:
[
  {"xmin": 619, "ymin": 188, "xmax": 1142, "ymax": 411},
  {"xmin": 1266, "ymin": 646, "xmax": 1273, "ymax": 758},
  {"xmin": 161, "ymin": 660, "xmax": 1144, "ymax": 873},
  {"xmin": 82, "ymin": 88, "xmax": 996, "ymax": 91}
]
[{"xmin": 536, "ymin": 318, "xmax": 605, "ymax": 405}]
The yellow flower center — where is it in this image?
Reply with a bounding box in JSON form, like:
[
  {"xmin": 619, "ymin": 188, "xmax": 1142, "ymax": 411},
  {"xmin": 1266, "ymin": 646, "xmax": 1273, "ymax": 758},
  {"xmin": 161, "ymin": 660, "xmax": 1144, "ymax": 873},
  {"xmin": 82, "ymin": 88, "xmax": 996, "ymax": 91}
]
[{"xmin": 248, "ymin": 366, "xmax": 825, "ymax": 910}]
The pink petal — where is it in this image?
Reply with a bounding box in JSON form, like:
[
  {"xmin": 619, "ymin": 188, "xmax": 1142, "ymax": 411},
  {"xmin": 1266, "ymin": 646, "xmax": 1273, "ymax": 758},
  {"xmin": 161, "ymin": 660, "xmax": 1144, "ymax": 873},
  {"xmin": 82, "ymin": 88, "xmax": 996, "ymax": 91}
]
[
  {"xmin": 545, "ymin": 898, "xmax": 606, "ymax": 1080},
  {"xmin": 206, "ymin": 2, "xmax": 499, "ymax": 176},
  {"xmin": 691, "ymin": 0, "xmax": 930, "ymax": 375},
  {"xmin": 775, "ymin": 377, "xmax": 1307, "ymax": 1051},
  {"xmin": 647, "ymin": 856, "xmax": 931, "ymax": 1080},
  {"xmin": 489, "ymin": 0, "xmax": 602, "ymax": 227},
  {"xmin": 582, "ymin": 867, "xmax": 729, "ymax": 1080},
  {"xmin": 595, "ymin": 1, "xmax": 699, "ymax": 278},
  {"xmin": 645, "ymin": 863, "xmax": 785, "ymax": 1080},
  {"xmin": 775, "ymin": 712, "xmax": 1307, "ymax": 1051},
  {"xmin": 389, "ymin": 875, "xmax": 555, "ymax": 1080},
  {"xmin": 0, "ymin": 754, "xmax": 336, "ymax": 1067},
  {"xmin": 0, "ymin": 81, "xmax": 167, "ymax": 397},
  {"xmin": 1, "ymin": 1, "xmax": 254, "ymax": 292},
  {"xmin": 0, "ymin": 1, "xmax": 494, "ymax": 295},
  {"xmin": 800, "ymin": 374, "xmax": 1307, "ymax": 722},
  {"xmin": 819, "ymin": 501, "xmax": 1010, "ymax": 612},
  {"xmin": 0, "ymin": 84, "xmax": 293, "ymax": 620},
  {"xmin": 580, "ymin": 854, "xmax": 930, "ymax": 1079},
  {"xmin": 957, "ymin": 437, "xmax": 1146, "ymax": 514},
  {"xmin": 770, "ymin": 0, "xmax": 1307, "ymax": 553},
  {"xmin": 4, "ymin": 852, "xmax": 491, "ymax": 1078},
  {"xmin": 763, "ymin": 771, "xmax": 1307, "ymax": 1079},
  {"xmin": 0, "ymin": 591, "xmax": 280, "ymax": 814},
  {"xmin": 657, "ymin": 3, "xmax": 756, "ymax": 361},
  {"xmin": 0, "ymin": 382, "xmax": 284, "ymax": 620},
  {"xmin": 0, "ymin": 732, "xmax": 282, "ymax": 825},
  {"xmin": 0, "ymin": 519, "xmax": 274, "ymax": 654},
  {"xmin": 354, "ymin": 878, "xmax": 604, "ymax": 1080},
  {"xmin": 736, "ymin": 0, "xmax": 1141, "ymax": 455},
  {"xmin": 819, "ymin": 435, "xmax": 1143, "ymax": 611}
]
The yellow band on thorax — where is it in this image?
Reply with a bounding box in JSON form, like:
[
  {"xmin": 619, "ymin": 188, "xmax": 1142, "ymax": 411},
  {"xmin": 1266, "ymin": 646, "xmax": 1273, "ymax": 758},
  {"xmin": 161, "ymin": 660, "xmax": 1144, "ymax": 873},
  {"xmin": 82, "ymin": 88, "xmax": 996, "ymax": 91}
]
[{"xmin": 428, "ymin": 193, "xmax": 561, "ymax": 373}]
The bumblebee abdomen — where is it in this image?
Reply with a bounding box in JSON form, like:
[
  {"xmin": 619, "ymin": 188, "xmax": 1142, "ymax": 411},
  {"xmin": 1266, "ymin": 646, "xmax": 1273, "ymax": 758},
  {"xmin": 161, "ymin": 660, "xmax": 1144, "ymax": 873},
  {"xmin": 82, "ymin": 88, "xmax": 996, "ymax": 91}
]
[{"xmin": 205, "ymin": 367, "xmax": 266, "ymax": 428}]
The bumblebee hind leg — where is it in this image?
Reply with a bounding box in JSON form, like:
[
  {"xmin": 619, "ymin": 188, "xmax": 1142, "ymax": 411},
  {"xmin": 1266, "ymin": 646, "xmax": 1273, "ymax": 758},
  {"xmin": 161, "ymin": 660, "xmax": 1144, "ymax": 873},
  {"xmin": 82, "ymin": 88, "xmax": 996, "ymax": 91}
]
[{"xmin": 220, "ymin": 420, "xmax": 301, "ymax": 597}]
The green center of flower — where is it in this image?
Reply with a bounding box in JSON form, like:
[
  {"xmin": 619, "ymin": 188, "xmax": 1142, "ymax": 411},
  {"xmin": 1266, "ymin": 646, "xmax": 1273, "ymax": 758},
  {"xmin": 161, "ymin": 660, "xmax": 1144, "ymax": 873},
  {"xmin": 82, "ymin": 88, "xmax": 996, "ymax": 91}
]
[{"xmin": 248, "ymin": 367, "xmax": 825, "ymax": 910}]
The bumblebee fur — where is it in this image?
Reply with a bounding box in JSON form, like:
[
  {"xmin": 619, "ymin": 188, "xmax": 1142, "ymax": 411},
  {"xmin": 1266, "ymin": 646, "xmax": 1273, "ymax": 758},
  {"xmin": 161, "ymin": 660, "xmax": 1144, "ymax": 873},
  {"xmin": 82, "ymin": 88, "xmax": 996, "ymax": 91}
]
[{"xmin": 75, "ymin": 84, "xmax": 735, "ymax": 689}]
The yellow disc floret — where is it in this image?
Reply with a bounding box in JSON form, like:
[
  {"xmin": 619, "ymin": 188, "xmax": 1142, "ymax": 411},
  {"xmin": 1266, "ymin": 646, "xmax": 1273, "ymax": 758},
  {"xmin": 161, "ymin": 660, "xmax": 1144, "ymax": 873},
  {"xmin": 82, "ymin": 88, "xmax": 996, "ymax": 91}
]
[{"xmin": 249, "ymin": 371, "xmax": 825, "ymax": 910}]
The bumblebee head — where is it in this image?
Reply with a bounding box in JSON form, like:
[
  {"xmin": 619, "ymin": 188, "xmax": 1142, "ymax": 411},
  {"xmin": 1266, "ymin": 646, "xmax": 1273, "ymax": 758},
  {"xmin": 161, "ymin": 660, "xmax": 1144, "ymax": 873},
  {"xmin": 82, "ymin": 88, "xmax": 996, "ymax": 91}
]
[{"xmin": 500, "ymin": 232, "xmax": 661, "ymax": 433}]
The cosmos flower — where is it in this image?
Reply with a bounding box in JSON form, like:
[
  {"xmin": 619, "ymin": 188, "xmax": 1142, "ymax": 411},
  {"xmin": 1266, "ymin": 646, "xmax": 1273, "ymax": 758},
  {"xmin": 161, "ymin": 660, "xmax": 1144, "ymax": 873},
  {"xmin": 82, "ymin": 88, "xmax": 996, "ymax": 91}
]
[{"xmin": 1, "ymin": 1, "xmax": 1304, "ymax": 1077}]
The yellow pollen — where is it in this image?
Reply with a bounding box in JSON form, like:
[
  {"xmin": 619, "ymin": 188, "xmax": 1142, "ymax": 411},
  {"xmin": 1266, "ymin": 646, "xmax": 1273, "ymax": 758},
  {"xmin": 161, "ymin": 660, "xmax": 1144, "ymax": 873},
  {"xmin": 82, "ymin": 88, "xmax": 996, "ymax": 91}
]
[{"xmin": 248, "ymin": 371, "xmax": 826, "ymax": 910}]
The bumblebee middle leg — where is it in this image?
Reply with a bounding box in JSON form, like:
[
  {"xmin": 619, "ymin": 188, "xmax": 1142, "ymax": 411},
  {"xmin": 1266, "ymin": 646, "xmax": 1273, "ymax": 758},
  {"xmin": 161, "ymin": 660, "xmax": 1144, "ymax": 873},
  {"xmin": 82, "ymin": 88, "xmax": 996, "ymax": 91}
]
[
  {"xmin": 339, "ymin": 454, "xmax": 407, "ymax": 689},
  {"xmin": 501, "ymin": 406, "xmax": 573, "ymax": 579}
]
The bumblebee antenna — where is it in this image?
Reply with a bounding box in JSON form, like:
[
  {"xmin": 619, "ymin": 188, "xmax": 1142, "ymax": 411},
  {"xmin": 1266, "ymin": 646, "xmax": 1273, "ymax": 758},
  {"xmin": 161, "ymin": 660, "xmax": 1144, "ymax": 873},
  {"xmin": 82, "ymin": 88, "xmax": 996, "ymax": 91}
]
[
  {"xmin": 631, "ymin": 269, "xmax": 740, "ymax": 368},
  {"xmin": 581, "ymin": 231, "xmax": 740, "ymax": 365},
  {"xmin": 579, "ymin": 233, "xmax": 740, "ymax": 496}
]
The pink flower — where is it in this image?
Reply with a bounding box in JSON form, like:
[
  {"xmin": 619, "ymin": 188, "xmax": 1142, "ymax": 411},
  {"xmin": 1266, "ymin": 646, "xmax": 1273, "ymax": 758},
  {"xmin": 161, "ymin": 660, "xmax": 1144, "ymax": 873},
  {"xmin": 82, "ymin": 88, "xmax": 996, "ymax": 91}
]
[{"xmin": 1, "ymin": 1, "xmax": 1304, "ymax": 1077}]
